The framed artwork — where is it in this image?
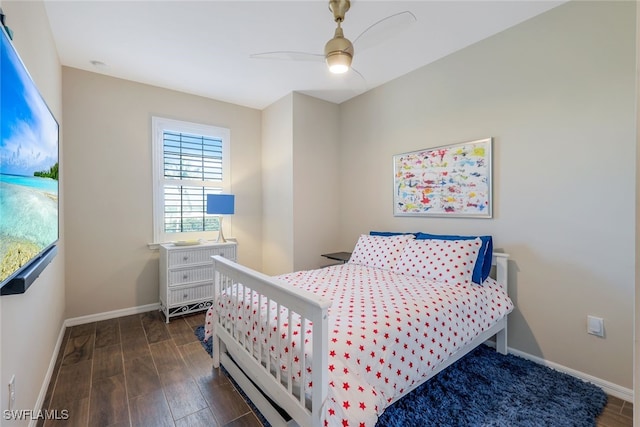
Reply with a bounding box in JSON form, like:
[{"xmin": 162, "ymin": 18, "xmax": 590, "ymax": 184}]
[{"xmin": 393, "ymin": 137, "xmax": 492, "ymax": 218}]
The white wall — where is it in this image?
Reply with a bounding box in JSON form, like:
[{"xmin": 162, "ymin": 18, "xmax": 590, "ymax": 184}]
[
  {"xmin": 62, "ymin": 68, "xmax": 262, "ymax": 318},
  {"xmin": 0, "ymin": 1, "xmax": 65, "ymax": 424},
  {"xmin": 337, "ymin": 1, "xmax": 635, "ymax": 390}
]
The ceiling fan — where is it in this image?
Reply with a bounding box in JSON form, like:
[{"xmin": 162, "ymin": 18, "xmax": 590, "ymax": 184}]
[{"xmin": 250, "ymin": 0, "xmax": 417, "ymax": 79}]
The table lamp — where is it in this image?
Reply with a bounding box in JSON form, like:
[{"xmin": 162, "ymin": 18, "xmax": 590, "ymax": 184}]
[{"xmin": 206, "ymin": 194, "xmax": 235, "ymax": 243}]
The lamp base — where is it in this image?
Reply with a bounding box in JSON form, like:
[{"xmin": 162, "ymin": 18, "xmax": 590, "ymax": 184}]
[{"xmin": 216, "ymin": 216, "xmax": 227, "ymax": 243}]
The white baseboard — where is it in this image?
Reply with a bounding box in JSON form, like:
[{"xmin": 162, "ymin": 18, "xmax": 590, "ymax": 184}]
[
  {"xmin": 29, "ymin": 321, "xmax": 68, "ymax": 427},
  {"xmin": 64, "ymin": 302, "xmax": 160, "ymax": 327},
  {"xmin": 507, "ymin": 347, "xmax": 633, "ymax": 403}
]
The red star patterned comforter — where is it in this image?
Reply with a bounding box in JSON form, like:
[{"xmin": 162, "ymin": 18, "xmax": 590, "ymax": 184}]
[{"xmin": 205, "ymin": 263, "xmax": 513, "ymax": 427}]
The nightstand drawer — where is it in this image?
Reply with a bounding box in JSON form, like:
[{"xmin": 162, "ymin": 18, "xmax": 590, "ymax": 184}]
[
  {"xmin": 168, "ymin": 246, "xmax": 233, "ymax": 268},
  {"xmin": 168, "ymin": 283, "xmax": 213, "ymax": 305},
  {"xmin": 168, "ymin": 265, "xmax": 213, "ymax": 286}
]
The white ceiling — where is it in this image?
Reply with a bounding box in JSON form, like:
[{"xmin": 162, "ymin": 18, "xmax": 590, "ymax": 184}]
[{"xmin": 43, "ymin": 1, "xmax": 565, "ymax": 110}]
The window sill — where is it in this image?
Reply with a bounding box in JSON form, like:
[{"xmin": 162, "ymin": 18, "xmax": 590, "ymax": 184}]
[{"xmin": 147, "ymin": 237, "xmax": 237, "ymax": 251}]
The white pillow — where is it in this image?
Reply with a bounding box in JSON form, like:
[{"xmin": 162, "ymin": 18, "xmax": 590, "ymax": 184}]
[
  {"xmin": 395, "ymin": 238, "xmax": 482, "ymax": 284},
  {"xmin": 348, "ymin": 234, "xmax": 415, "ymax": 271}
]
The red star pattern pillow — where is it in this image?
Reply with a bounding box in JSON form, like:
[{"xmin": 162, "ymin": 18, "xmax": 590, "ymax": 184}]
[
  {"xmin": 348, "ymin": 233, "xmax": 414, "ymax": 271},
  {"xmin": 395, "ymin": 237, "xmax": 482, "ymax": 284}
]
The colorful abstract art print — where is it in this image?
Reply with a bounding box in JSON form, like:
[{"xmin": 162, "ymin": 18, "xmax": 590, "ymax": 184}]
[{"xmin": 393, "ymin": 138, "xmax": 492, "ymax": 218}]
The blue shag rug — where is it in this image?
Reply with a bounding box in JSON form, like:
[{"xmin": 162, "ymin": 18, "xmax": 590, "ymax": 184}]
[{"xmin": 195, "ymin": 326, "xmax": 607, "ymax": 426}]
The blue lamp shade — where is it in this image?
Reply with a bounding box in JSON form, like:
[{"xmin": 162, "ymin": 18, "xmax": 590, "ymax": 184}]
[{"xmin": 207, "ymin": 194, "xmax": 235, "ymax": 215}]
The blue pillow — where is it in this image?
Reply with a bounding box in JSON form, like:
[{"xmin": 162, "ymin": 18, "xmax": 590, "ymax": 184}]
[
  {"xmin": 415, "ymin": 233, "xmax": 493, "ymax": 284},
  {"xmin": 369, "ymin": 231, "xmax": 415, "ymax": 237}
]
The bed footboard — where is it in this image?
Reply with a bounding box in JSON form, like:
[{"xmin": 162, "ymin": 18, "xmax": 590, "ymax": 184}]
[{"xmin": 211, "ymin": 255, "xmax": 332, "ymax": 427}]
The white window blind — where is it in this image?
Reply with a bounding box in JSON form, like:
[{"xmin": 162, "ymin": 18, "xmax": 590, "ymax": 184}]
[{"xmin": 152, "ymin": 117, "xmax": 230, "ymax": 243}]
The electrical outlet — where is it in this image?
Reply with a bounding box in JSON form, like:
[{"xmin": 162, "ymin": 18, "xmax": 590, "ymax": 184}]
[
  {"xmin": 8, "ymin": 375, "xmax": 15, "ymax": 411},
  {"xmin": 587, "ymin": 315, "xmax": 604, "ymax": 337}
]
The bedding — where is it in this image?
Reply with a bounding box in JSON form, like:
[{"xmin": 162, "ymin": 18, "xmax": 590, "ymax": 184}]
[
  {"xmin": 394, "ymin": 237, "xmax": 482, "ymax": 284},
  {"xmin": 205, "ymin": 262, "xmax": 513, "ymax": 427},
  {"xmin": 348, "ymin": 233, "xmax": 414, "ymax": 271},
  {"xmin": 415, "ymin": 233, "xmax": 493, "ymax": 284},
  {"xmin": 369, "ymin": 231, "xmax": 493, "ymax": 284}
]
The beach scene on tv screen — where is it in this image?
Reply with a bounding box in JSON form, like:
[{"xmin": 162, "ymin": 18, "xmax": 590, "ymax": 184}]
[{"xmin": 0, "ymin": 29, "xmax": 59, "ymax": 284}]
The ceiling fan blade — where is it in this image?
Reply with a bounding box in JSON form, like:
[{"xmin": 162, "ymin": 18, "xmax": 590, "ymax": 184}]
[
  {"xmin": 325, "ymin": 66, "xmax": 367, "ymax": 92},
  {"xmin": 349, "ymin": 67, "xmax": 368, "ymax": 92},
  {"xmin": 352, "ymin": 11, "xmax": 417, "ymax": 53},
  {"xmin": 250, "ymin": 51, "xmax": 325, "ymax": 62},
  {"xmin": 350, "ymin": 67, "xmax": 366, "ymax": 85}
]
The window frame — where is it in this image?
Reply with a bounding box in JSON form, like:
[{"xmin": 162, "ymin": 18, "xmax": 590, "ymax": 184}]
[{"xmin": 151, "ymin": 116, "xmax": 231, "ymax": 244}]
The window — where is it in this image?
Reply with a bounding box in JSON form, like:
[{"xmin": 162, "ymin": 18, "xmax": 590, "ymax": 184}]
[{"xmin": 152, "ymin": 117, "xmax": 230, "ymax": 243}]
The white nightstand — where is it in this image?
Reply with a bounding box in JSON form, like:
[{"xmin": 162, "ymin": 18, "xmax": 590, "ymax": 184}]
[{"xmin": 159, "ymin": 241, "xmax": 237, "ymax": 323}]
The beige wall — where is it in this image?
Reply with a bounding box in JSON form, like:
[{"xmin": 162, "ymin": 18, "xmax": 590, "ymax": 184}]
[
  {"xmin": 0, "ymin": 1, "xmax": 66, "ymax": 422},
  {"xmin": 338, "ymin": 1, "xmax": 635, "ymax": 390},
  {"xmin": 291, "ymin": 93, "xmax": 341, "ymax": 271},
  {"xmin": 261, "ymin": 94, "xmax": 294, "ymax": 275},
  {"xmin": 261, "ymin": 93, "xmax": 341, "ymax": 275},
  {"xmin": 635, "ymin": 2, "xmax": 640, "ymax": 417},
  {"xmin": 62, "ymin": 68, "xmax": 262, "ymax": 318}
]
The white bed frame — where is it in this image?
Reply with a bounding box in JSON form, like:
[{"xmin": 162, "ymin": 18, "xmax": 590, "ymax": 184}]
[{"xmin": 211, "ymin": 253, "xmax": 510, "ymax": 427}]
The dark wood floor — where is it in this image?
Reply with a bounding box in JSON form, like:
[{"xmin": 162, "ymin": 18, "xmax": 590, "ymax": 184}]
[
  {"xmin": 39, "ymin": 310, "xmax": 261, "ymax": 427},
  {"xmin": 598, "ymin": 395, "xmax": 634, "ymax": 427},
  {"xmin": 38, "ymin": 310, "xmax": 633, "ymax": 427}
]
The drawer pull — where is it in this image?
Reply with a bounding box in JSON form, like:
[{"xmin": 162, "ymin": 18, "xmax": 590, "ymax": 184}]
[
  {"xmin": 183, "ymin": 274, "xmax": 189, "ymax": 280},
  {"xmin": 183, "ymin": 294, "xmax": 188, "ymax": 299},
  {"xmin": 183, "ymin": 256, "xmax": 189, "ymax": 261}
]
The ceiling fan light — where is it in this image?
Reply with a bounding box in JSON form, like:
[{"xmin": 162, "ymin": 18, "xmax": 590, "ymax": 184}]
[
  {"xmin": 325, "ymin": 26, "xmax": 353, "ymax": 74},
  {"xmin": 326, "ymin": 51, "xmax": 352, "ymax": 74}
]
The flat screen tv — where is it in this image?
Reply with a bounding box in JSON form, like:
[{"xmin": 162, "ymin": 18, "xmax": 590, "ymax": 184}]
[{"xmin": 0, "ymin": 24, "xmax": 59, "ymax": 294}]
